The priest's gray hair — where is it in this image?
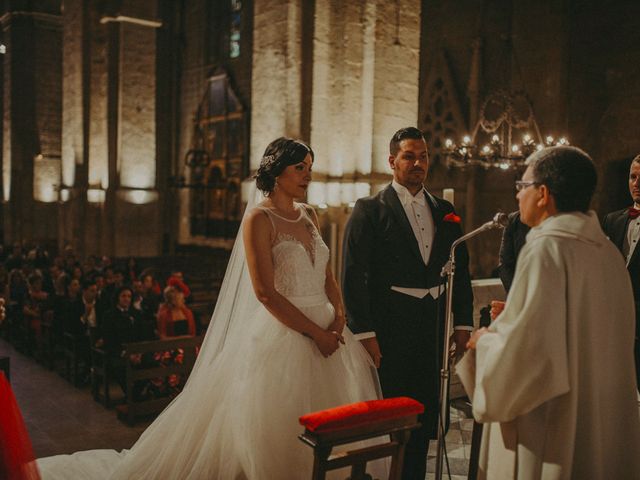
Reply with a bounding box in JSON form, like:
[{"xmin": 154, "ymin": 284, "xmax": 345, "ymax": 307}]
[{"xmin": 525, "ymin": 146, "xmax": 597, "ymax": 213}]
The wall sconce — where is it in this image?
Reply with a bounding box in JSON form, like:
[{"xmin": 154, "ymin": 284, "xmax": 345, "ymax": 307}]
[
  {"xmin": 117, "ymin": 188, "xmax": 158, "ymax": 205},
  {"xmin": 87, "ymin": 188, "xmax": 106, "ymax": 204},
  {"xmin": 59, "ymin": 188, "xmax": 71, "ymax": 203}
]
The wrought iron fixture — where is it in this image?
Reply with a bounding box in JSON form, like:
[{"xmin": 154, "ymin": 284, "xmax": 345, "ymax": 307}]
[
  {"xmin": 169, "ymin": 149, "xmax": 211, "ymax": 188},
  {"xmin": 444, "ymin": 90, "xmax": 569, "ymax": 170}
]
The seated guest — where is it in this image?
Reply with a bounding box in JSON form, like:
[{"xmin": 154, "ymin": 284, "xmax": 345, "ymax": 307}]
[
  {"xmin": 70, "ymin": 264, "xmax": 83, "ymax": 282},
  {"xmin": 50, "ymin": 271, "xmax": 70, "ymax": 339},
  {"xmin": 157, "ymin": 286, "xmax": 195, "ymax": 338},
  {"xmin": 82, "ymin": 255, "xmax": 100, "ymax": 279},
  {"xmin": 22, "ymin": 274, "xmax": 50, "ymax": 352},
  {"xmin": 64, "ymin": 279, "xmax": 100, "ymax": 380},
  {"xmin": 65, "ymin": 279, "xmax": 99, "ymax": 338},
  {"xmin": 67, "ymin": 278, "xmax": 81, "ymax": 302},
  {"xmin": 97, "ymin": 267, "xmax": 124, "ymax": 317},
  {"xmin": 30, "ymin": 245, "xmax": 50, "ymax": 271},
  {"xmin": 166, "ymin": 270, "xmax": 192, "ymax": 304},
  {"xmin": 102, "ymin": 286, "xmax": 155, "ymax": 357},
  {"xmin": 125, "ymin": 257, "xmax": 140, "ymax": 284},
  {"xmin": 139, "ymin": 268, "xmax": 162, "ymax": 296},
  {"xmin": 5, "ymin": 243, "xmax": 23, "ymax": 272},
  {"xmin": 132, "ymin": 274, "xmax": 160, "ymax": 325},
  {"xmin": 101, "ymin": 286, "xmax": 156, "ymax": 398},
  {"xmin": 142, "ymin": 273, "xmax": 160, "ymax": 311}
]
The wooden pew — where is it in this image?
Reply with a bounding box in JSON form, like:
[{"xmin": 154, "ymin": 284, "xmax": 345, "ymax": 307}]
[
  {"xmin": 116, "ymin": 335, "xmax": 203, "ymax": 425},
  {"xmin": 39, "ymin": 310, "xmax": 58, "ymax": 370},
  {"xmin": 62, "ymin": 331, "xmax": 93, "ymax": 386},
  {"xmin": 90, "ymin": 331, "xmax": 124, "ymax": 408}
]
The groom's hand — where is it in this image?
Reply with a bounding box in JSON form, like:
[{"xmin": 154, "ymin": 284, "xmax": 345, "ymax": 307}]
[
  {"xmin": 451, "ymin": 330, "xmax": 471, "ymax": 360},
  {"xmin": 360, "ymin": 337, "xmax": 382, "ymax": 368}
]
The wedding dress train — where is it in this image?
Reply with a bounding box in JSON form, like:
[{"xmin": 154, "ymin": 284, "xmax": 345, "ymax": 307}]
[{"xmin": 38, "ymin": 204, "xmax": 385, "ymax": 479}]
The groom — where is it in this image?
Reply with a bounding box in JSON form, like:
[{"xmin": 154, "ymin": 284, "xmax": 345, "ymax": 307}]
[{"xmin": 342, "ymin": 127, "xmax": 474, "ymax": 480}]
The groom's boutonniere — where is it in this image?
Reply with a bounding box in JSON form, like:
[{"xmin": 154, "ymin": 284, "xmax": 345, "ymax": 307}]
[{"xmin": 443, "ymin": 212, "xmax": 461, "ymax": 223}]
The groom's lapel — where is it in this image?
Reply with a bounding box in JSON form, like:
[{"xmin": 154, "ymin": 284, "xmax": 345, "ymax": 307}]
[
  {"xmin": 382, "ymin": 185, "xmax": 423, "ymax": 264},
  {"xmin": 610, "ymin": 209, "xmax": 630, "ymax": 251},
  {"xmin": 425, "ymin": 191, "xmax": 447, "ymax": 263}
]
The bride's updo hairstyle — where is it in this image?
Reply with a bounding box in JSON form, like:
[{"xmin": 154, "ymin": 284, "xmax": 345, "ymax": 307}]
[{"xmin": 255, "ymin": 137, "xmax": 314, "ymax": 194}]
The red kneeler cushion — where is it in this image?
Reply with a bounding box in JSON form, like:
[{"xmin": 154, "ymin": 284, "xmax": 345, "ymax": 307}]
[
  {"xmin": 299, "ymin": 397, "xmax": 424, "ymax": 433},
  {"xmin": 0, "ymin": 372, "xmax": 41, "ymax": 480}
]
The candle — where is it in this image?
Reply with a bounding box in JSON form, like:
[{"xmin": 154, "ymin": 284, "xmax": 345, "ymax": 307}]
[{"xmin": 443, "ymin": 188, "xmax": 454, "ymax": 205}]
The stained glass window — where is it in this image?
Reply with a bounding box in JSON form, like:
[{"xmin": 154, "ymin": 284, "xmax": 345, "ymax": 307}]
[
  {"xmin": 229, "ymin": 1, "xmax": 241, "ymax": 58},
  {"xmin": 188, "ymin": 69, "xmax": 247, "ymax": 239}
]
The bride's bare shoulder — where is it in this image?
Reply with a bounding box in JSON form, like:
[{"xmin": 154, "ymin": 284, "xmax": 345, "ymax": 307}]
[{"xmin": 243, "ymin": 204, "xmax": 272, "ymax": 233}]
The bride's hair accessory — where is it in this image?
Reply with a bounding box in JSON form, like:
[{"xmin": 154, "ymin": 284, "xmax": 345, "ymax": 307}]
[{"xmin": 255, "ymin": 137, "xmax": 315, "ymax": 194}]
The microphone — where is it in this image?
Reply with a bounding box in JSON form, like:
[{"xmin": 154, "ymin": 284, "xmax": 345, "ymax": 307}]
[
  {"xmin": 435, "ymin": 210, "xmax": 509, "ymax": 478},
  {"xmin": 451, "ymin": 212, "xmax": 509, "ymax": 248}
]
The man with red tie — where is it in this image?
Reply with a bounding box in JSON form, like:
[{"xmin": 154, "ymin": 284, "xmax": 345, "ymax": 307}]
[{"xmin": 602, "ymin": 153, "xmax": 640, "ymax": 390}]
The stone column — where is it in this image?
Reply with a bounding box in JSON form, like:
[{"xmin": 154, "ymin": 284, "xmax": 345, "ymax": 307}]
[
  {"xmin": 70, "ymin": 1, "xmax": 162, "ymax": 257},
  {"xmin": 1, "ymin": 9, "xmax": 62, "ymax": 244},
  {"xmin": 370, "ymin": 0, "xmax": 421, "ymax": 174},
  {"xmin": 250, "ymin": 0, "xmax": 305, "ymax": 169},
  {"xmin": 59, "ymin": 0, "xmax": 87, "ymax": 254},
  {"xmin": 112, "ymin": 12, "xmax": 161, "ymax": 256},
  {"xmin": 307, "ymin": 0, "xmax": 421, "ymax": 206}
]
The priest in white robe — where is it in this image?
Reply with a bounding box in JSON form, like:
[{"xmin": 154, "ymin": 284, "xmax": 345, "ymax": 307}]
[{"xmin": 458, "ymin": 146, "xmax": 640, "ymax": 479}]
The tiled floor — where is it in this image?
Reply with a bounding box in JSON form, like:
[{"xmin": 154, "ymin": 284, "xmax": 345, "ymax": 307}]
[
  {"xmin": 426, "ymin": 407, "xmax": 473, "ymax": 480},
  {"xmin": 2, "ymin": 337, "xmax": 473, "ymax": 478}
]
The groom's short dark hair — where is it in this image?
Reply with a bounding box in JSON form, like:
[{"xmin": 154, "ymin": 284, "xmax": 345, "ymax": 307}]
[{"xmin": 390, "ymin": 127, "xmax": 425, "ymax": 156}]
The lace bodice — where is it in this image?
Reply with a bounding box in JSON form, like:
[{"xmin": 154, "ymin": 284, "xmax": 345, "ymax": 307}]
[{"xmin": 257, "ymin": 204, "xmax": 330, "ymax": 298}]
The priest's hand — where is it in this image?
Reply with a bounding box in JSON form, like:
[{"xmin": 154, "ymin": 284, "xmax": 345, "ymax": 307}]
[
  {"xmin": 360, "ymin": 337, "xmax": 382, "ymax": 368},
  {"xmin": 490, "ymin": 301, "xmax": 505, "ymax": 320},
  {"xmin": 466, "ymin": 327, "xmax": 489, "ymax": 350},
  {"xmin": 451, "ymin": 330, "xmax": 471, "ymax": 360}
]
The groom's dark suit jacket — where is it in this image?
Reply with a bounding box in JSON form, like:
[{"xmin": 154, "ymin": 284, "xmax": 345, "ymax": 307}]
[
  {"xmin": 602, "ymin": 208, "xmax": 640, "ymax": 338},
  {"xmin": 342, "ymin": 185, "xmax": 473, "ymax": 437}
]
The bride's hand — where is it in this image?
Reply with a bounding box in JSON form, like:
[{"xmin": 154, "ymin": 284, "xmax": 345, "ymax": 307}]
[
  {"xmin": 312, "ymin": 329, "xmax": 342, "ymax": 357},
  {"xmin": 327, "ymin": 313, "xmax": 346, "ymax": 335}
]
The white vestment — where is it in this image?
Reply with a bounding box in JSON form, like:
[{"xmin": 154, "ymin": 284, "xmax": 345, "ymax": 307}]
[{"xmin": 458, "ymin": 211, "xmax": 640, "ymax": 479}]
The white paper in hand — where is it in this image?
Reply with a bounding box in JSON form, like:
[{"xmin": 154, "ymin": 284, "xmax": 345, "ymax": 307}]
[{"xmin": 455, "ymin": 350, "xmax": 476, "ymax": 399}]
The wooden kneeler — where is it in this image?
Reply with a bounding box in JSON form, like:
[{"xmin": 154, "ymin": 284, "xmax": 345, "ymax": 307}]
[{"xmin": 299, "ymin": 397, "xmax": 424, "ymax": 480}]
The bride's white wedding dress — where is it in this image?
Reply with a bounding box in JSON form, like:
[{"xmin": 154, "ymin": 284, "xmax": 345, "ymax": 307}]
[{"xmin": 38, "ymin": 204, "xmax": 384, "ymax": 479}]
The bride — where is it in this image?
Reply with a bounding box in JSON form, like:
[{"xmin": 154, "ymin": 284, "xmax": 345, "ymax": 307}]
[{"xmin": 38, "ymin": 137, "xmax": 385, "ymax": 479}]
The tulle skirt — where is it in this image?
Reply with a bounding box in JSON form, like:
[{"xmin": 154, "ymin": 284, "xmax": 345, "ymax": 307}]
[{"xmin": 38, "ymin": 293, "xmax": 386, "ymax": 479}]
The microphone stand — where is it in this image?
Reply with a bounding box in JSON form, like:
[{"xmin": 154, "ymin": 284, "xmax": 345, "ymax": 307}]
[{"xmin": 434, "ymin": 213, "xmax": 508, "ymax": 480}]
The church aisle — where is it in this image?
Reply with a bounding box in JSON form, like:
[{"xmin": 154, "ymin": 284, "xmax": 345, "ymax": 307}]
[{"xmin": 0, "ymin": 338, "xmax": 150, "ymax": 458}]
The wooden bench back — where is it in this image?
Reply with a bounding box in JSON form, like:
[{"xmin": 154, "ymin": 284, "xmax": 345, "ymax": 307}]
[{"xmin": 119, "ymin": 335, "xmax": 204, "ymax": 424}]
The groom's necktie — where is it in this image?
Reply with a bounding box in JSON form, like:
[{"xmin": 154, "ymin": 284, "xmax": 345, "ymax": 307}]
[{"xmin": 629, "ymin": 207, "xmax": 640, "ymax": 219}]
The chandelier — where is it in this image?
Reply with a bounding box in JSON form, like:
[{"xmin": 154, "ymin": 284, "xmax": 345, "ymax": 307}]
[{"xmin": 443, "ymin": 90, "xmax": 568, "ymax": 170}]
